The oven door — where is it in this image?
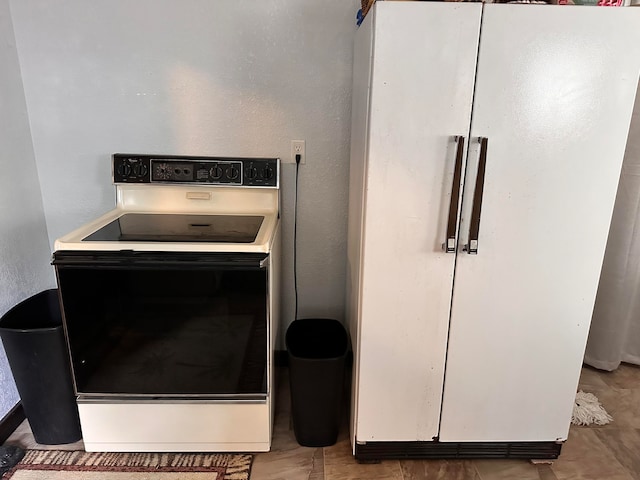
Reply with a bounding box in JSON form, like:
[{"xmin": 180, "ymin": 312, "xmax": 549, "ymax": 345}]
[{"xmin": 53, "ymin": 251, "xmax": 269, "ymax": 401}]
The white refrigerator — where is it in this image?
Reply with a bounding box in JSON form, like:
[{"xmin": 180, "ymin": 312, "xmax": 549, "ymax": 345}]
[{"xmin": 347, "ymin": 2, "xmax": 640, "ymax": 460}]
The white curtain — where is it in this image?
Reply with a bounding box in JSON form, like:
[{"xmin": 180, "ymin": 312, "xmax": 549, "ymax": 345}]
[{"xmin": 584, "ymin": 82, "xmax": 640, "ymax": 371}]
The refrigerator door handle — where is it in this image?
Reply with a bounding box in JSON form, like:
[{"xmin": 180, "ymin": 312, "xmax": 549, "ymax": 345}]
[
  {"xmin": 443, "ymin": 135, "xmax": 465, "ymax": 253},
  {"xmin": 464, "ymin": 136, "xmax": 488, "ymax": 255}
]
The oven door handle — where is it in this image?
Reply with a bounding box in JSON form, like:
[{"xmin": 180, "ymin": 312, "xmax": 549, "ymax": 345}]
[{"xmin": 52, "ymin": 251, "xmax": 269, "ymax": 270}]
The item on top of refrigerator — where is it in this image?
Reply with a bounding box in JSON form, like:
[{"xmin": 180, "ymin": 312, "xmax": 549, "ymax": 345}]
[{"xmin": 545, "ymin": 0, "xmax": 626, "ymax": 4}]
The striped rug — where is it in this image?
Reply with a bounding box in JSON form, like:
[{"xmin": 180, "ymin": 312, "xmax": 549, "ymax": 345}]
[{"xmin": 5, "ymin": 450, "xmax": 253, "ymax": 479}]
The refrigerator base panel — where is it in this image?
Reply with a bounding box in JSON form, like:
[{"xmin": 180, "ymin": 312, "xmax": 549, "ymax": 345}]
[{"xmin": 354, "ymin": 441, "xmax": 562, "ymax": 461}]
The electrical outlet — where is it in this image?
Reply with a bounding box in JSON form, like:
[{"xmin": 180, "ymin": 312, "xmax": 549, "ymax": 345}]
[{"xmin": 290, "ymin": 140, "xmax": 306, "ymax": 164}]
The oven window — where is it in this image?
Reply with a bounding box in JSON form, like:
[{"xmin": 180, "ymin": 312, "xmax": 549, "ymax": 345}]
[{"xmin": 56, "ymin": 264, "xmax": 267, "ymax": 398}]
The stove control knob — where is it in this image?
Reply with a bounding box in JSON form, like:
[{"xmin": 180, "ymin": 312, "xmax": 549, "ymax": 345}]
[
  {"xmin": 228, "ymin": 165, "xmax": 240, "ymax": 180},
  {"xmin": 117, "ymin": 163, "xmax": 131, "ymax": 177},
  {"xmin": 263, "ymin": 166, "xmax": 274, "ymax": 180},
  {"xmin": 210, "ymin": 166, "xmax": 223, "ymax": 180},
  {"xmin": 155, "ymin": 163, "xmax": 171, "ymax": 180},
  {"xmin": 246, "ymin": 167, "xmax": 257, "ymax": 180},
  {"xmin": 132, "ymin": 164, "xmax": 148, "ymax": 177}
]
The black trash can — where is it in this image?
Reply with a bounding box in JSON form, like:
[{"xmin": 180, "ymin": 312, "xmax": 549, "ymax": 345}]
[
  {"xmin": 0, "ymin": 289, "xmax": 81, "ymax": 445},
  {"xmin": 286, "ymin": 318, "xmax": 349, "ymax": 447}
]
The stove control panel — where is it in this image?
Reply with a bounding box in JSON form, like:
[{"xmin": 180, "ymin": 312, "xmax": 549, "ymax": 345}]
[{"xmin": 113, "ymin": 154, "xmax": 279, "ymax": 187}]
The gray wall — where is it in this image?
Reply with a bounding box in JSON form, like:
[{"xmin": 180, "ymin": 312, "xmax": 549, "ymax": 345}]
[
  {"xmin": 0, "ymin": 0, "xmax": 55, "ymax": 418},
  {"xmin": 9, "ymin": 0, "xmax": 358, "ymax": 345}
]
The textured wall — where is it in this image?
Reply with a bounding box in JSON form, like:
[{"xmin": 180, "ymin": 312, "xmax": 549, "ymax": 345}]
[
  {"xmin": 0, "ymin": 0, "xmax": 56, "ymax": 418},
  {"xmin": 10, "ymin": 0, "xmax": 359, "ymax": 344}
]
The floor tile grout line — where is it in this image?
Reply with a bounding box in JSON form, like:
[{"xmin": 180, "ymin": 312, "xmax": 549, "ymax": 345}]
[
  {"xmin": 473, "ymin": 460, "xmax": 484, "ymax": 480},
  {"xmin": 322, "ymin": 445, "xmax": 326, "ymax": 480}
]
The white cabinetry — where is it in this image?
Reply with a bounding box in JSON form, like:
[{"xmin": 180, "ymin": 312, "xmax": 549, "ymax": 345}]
[{"xmin": 347, "ymin": 2, "xmax": 640, "ymax": 460}]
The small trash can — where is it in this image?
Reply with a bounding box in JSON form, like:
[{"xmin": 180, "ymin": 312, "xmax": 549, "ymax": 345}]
[
  {"xmin": 286, "ymin": 318, "xmax": 349, "ymax": 447},
  {"xmin": 0, "ymin": 289, "xmax": 81, "ymax": 445}
]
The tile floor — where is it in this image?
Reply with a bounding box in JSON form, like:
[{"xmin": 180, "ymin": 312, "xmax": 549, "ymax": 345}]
[{"xmin": 5, "ymin": 363, "xmax": 640, "ymax": 480}]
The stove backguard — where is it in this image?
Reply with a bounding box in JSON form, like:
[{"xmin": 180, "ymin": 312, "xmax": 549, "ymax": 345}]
[{"xmin": 112, "ymin": 154, "xmax": 279, "ymax": 188}]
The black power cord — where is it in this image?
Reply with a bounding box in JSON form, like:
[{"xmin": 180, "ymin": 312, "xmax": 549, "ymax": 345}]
[{"xmin": 293, "ymin": 153, "xmax": 301, "ymax": 322}]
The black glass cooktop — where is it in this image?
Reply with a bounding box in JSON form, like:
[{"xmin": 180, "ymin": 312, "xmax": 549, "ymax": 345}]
[{"xmin": 82, "ymin": 213, "xmax": 264, "ymax": 243}]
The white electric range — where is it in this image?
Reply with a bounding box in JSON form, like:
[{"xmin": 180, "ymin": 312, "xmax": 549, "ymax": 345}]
[{"xmin": 53, "ymin": 154, "xmax": 280, "ymax": 452}]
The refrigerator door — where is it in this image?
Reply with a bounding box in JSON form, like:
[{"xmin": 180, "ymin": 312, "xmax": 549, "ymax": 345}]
[
  {"xmin": 350, "ymin": 2, "xmax": 482, "ymax": 442},
  {"xmin": 440, "ymin": 5, "xmax": 640, "ymax": 442}
]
